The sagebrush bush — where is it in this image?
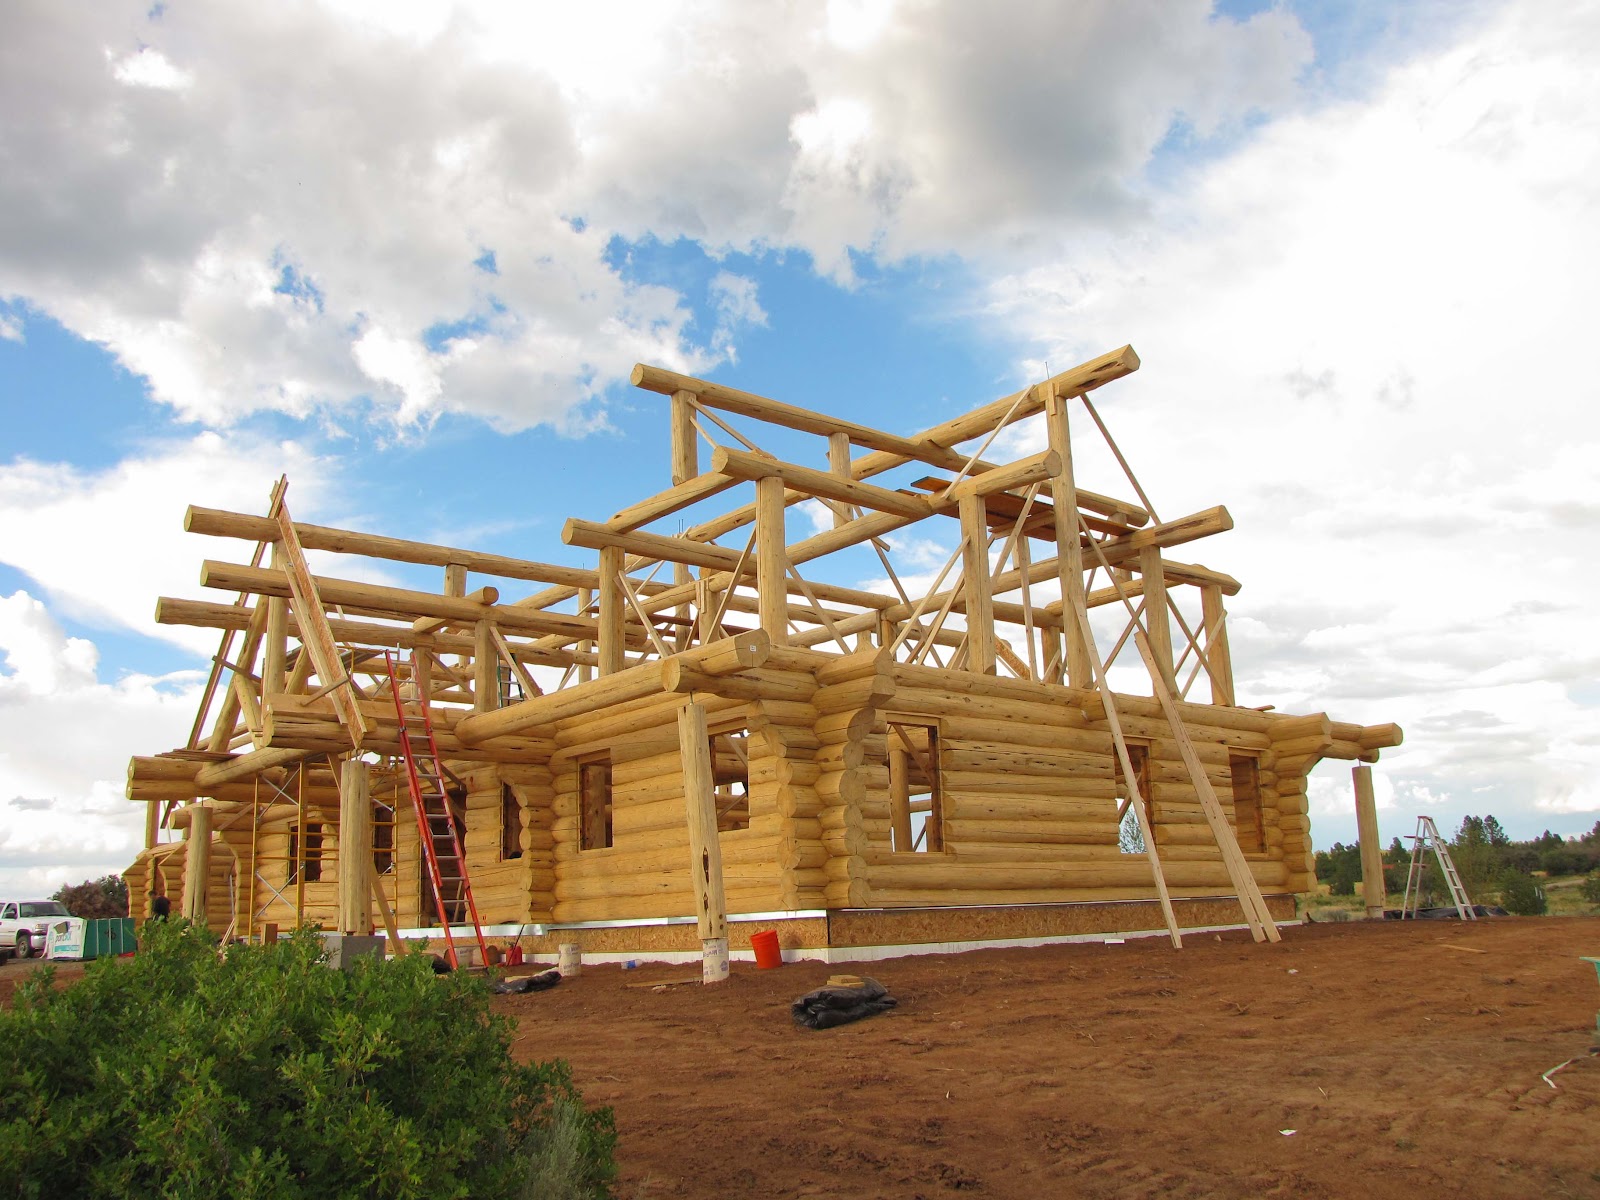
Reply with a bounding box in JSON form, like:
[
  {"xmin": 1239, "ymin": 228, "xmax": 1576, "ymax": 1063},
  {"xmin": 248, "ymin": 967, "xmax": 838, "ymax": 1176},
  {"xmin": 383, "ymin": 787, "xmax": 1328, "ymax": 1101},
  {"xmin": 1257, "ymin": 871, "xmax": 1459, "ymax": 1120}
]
[
  {"xmin": 1498, "ymin": 870, "xmax": 1547, "ymax": 916},
  {"xmin": 0, "ymin": 923, "xmax": 613, "ymax": 1200}
]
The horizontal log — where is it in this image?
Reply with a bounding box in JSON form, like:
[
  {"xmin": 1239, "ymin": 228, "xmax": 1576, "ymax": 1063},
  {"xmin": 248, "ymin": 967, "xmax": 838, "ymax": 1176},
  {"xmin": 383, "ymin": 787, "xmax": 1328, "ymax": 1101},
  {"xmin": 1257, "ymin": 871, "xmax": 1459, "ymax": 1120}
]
[
  {"xmin": 1358, "ymin": 722, "xmax": 1404, "ymax": 750},
  {"xmin": 713, "ymin": 445, "xmax": 933, "ymax": 521},
  {"xmin": 941, "ymin": 820, "xmax": 1120, "ymax": 846},
  {"xmin": 185, "ymin": 505, "xmax": 595, "ymax": 587},
  {"xmin": 944, "ymin": 792, "xmax": 1117, "ymax": 822},
  {"xmin": 661, "ymin": 663, "xmax": 817, "ymax": 703},
  {"xmin": 457, "ymin": 632, "xmax": 768, "ymax": 744},
  {"xmin": 606, "ymin": 470, "xmax": 741, "ymax": 534},
  {"xmin": 201, "ymin": 560, "xmax": 594, "ymax": 642}
]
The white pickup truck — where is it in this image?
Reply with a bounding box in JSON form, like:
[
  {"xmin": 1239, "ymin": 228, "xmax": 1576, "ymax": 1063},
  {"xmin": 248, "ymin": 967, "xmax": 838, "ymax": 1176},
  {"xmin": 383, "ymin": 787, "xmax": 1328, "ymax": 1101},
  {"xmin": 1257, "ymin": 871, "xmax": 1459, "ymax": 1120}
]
[{"xmin": 0, "ymin": 900, "xmax": 72, "ymax": 959}]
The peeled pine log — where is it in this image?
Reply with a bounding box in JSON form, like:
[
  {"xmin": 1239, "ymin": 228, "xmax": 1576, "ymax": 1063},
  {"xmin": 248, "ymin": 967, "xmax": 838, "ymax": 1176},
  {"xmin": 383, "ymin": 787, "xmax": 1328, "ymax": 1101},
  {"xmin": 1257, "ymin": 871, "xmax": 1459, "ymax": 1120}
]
[
  {"xmin": 940, "ymin": 773, "xmax": 1115, "ymax": 801},
  {"xmin": 885, "ymin": 842, "xmax": 1121, "ymax": 865},
  {"xmin": 941, "ymin": 747, "xmax": 1112, "ymax": 780},
  {"xmin": 936, "ymin": 716, "xmax": 1107, "ymax": 753},
  {"xmin": 941, "ymin": 820, "xmax": 1120, "ymax": 847},
  {"xmin": 812, "ymin": 674, "xmax": 895, "ymax": 716},
  {"xmin": 458, "ymin": 632, "xmax": 770, "ymax": 743}
]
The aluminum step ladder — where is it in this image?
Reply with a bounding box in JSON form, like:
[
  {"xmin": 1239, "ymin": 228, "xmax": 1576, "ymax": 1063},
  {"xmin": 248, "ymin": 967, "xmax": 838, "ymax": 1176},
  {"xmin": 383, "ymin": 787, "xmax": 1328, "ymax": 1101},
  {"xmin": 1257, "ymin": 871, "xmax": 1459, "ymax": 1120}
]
[
  {"xmin": 385, "ymin": 651, "xmax": 490, "ymax": 968},
  {"xmin": 1401, "ymin": 815, "xmax": 1476, "ymax": 920}
]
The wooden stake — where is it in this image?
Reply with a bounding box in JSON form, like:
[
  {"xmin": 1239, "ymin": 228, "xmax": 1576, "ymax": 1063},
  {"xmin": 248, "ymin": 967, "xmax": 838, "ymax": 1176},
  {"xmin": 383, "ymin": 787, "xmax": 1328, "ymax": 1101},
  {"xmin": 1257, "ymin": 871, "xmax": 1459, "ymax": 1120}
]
[
  {"xmin": 1065, "ymin": 597, "xmax": 1182, "ymax": 949},
  {"xmin": 1132, "ymin": 629, "xmax": 1279, "ymax": 943}
]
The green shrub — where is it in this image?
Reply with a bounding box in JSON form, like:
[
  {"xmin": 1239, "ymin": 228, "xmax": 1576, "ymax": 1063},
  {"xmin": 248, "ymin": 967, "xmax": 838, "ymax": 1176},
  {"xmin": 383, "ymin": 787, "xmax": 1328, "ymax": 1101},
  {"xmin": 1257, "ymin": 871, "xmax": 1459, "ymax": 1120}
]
[
  {"xmin": 1580, "ymin": 872, "xmax": 1600, "ymax": 905},
  {"xmin": 1498, "ymin": 870, "xmax": 1548, "ymax": 916},
  {"xmin": 0, "ymin": 922, "xmax": 613, "ymax": 1199}
]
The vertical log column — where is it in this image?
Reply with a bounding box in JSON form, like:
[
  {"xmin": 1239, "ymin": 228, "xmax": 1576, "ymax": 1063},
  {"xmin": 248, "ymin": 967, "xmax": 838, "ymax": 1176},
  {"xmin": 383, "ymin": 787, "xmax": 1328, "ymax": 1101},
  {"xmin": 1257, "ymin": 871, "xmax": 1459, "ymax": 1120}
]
[
  {"xmin": 577, "ymin": 586, "xmax": 594, "ymax": 684},
  {"xmin": 145, "ymin": 800, "xmax": 161, "ymax": 850},
  {"xmin": 1201, "ymin": 584, "xmax": 1235, "ymax": 706},
  {"xmin": 959, "ymin": 494, "xmax": 996, "ymax": 675},
  {"xmin": 888, "ymin": 742, "xmax": 914, "ymax": 852},
  {"xmin": 671, "ymin": 390, "xmax": 698, "ymax": 651},
  {"xmin": 827, "ymin": 432, "xmax": 852, "ymax": 530},
  {"xmin": 474, "ymin": 621, "xmax": 497, "ymax": 711},
  {"xmin": 263, "ymin": 544, "xmax": 288, "ymax": 697},
  {"xmin": 1139, "ymin": 546, "xmax": 1177, "ymax": 696},
  {"xmin": 755, "ymin": 475, "xmax": 788, "ymax": 645},
  {"xmin": 181, "ymin": 805, "xmax": 211, "ymax": 924},
  {"xmin": 338, "ymin": 758, "xmax": 374, "ymax": 935},
  {"xmin": 678, "ymin": 700, "xmax": 729, "ymax": 982},
  {"xmin": 597, "ymin": 546, "xmax": 626, "ymax": 674},
  {"xmin": 1353, "ymin": 766, "xmax": 1387, "ymax": 920},
  {"xmin": 1044, "ymin": 386, "xmax": 1092, "ymax": 687}
]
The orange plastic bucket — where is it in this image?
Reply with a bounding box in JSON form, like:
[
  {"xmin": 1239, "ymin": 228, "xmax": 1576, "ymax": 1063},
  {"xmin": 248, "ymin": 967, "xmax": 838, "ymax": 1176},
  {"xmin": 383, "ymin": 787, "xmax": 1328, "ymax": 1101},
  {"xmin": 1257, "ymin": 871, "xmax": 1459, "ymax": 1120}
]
[{"xmin": 750, "ymin": 929, "xmax": 783, "ymax": 969}]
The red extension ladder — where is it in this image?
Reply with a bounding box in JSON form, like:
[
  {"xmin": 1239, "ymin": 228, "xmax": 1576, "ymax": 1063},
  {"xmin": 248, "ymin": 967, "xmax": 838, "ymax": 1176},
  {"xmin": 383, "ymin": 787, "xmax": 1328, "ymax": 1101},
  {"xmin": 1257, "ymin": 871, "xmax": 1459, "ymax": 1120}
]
[{"xmin": 385, "ymin": 651, "xmax": 490, "ymax": 968}]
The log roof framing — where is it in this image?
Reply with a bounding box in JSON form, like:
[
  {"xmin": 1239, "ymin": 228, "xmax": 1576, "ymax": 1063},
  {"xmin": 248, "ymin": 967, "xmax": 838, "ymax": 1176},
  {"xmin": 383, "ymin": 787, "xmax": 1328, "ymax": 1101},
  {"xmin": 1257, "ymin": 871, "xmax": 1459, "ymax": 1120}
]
[{"xmin": 128, "ymin": 342, "xmax": 1403, "ymax": 946}]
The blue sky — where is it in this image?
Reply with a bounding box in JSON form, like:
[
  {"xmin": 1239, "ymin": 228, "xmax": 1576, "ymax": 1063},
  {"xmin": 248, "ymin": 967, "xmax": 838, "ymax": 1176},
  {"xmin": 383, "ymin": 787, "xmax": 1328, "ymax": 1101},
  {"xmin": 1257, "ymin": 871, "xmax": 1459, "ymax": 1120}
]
[{"xmin": 3, "ymin": 0, "xmax": 1598, "ymax": 896}]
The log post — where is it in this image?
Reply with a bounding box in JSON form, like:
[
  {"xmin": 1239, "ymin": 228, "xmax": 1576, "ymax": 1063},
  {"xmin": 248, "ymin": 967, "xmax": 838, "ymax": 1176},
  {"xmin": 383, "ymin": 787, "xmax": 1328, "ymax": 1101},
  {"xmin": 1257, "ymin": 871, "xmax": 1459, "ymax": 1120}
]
[
  {"xmin": 181, "ymin": 805, "xmax": 211, "ymax": 923},
  {"xmin": 1044, "ymin": 386, "xmax": 1091, "ymax": 686},
  {"xmin": 755, "ymin": 475, "xmax": 788, "ymax": 644},
  {"xmin": 828, "ymin": 431, "xmax": 852, "ymax": 529},
  {"xmin": 473, "ymin": 620, "xmax": 497, "ymax": 711},
  {"xmin": 1353, "ymin": 765, "xmax": 1386, "ymax": 920},
  {"xmin": 145, "ymin": 799, "xmax": 160, "ymax": 850},
  {"xmin": 671, "ymin": 392, "xmax": 699, "ymax": 653},
  {"xmin": 1201, "ymin": 584, "xmax": 1234, "ymax": 706},
  {"xmin": 671, "ymin": 389, "xmax": 698, "ymax": 484},
  {"xmin": 577, "ymin": 586, "xmax": 594, "ymax": 684},
  {"xmin": 263, "ymin": 544, "xmax": 288, "ymax": 697},
  {"xmin": 678, "ymin": 700, "xmax": 728, "ymax": 982},
  {"xmin": 958, "ymin": 495, "xmax": 996, "ymax": 674},
  {"xmin": 889, "ymin": 744, "xmax": 914, "ymax": 852},
  {"xmin": 1139, "ymin": 545, "xmax": 1176, "ymax": 696},
  {"xmin": 338, "ymin": 758, "xmax": 374, "ymax": 935},
  {"xmin": 597, "ymin": 547, "xmax": 626, "ymax": 674}
]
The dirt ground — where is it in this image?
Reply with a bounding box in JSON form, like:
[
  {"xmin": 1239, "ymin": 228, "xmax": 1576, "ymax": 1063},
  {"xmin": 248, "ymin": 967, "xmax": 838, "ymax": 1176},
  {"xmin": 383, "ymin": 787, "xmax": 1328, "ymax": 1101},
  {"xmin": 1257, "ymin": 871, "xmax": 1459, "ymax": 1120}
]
[{"xmin": 501, "ymin": 917, "xmax": 1600, "ymax": 1200}]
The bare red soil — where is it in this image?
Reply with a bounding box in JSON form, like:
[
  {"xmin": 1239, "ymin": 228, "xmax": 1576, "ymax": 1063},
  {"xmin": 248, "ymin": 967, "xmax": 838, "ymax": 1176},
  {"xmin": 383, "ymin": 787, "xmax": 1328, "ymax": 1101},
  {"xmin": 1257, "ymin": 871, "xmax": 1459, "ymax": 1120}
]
[{"xmin": 501, "ymin": 917, "xmax": 1600, "ymax": 1199}]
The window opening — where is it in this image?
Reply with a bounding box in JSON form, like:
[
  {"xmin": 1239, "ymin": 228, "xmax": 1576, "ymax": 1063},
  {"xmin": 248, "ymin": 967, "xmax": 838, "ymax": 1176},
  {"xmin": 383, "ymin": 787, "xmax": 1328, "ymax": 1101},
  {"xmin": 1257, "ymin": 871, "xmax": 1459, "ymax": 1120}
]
[
  {"xmin": 708, "ymin": 726, "xmax": 751, "ymax": 832},
  {"xmin": 579, "ymin": 760, "xmax": 613, "ymax": 850},
  {"xmin": 501, "ymin": 783, "xmax": 524, "ymax": 860},
  {"xmin": 888, "ymin": 721, "xmax": 942, "ymax": 853},
  {"xmin": 373, "ymin": 800, "xmax": 394, "ymax": 875},
  {"xmin": 1230, "ymin": 753, "xmax": 1265, "ymax": 853},
  {"xmin": 1115, "ymin": 742, "xmax": 1154, "ymax": 854},
  {"xmin": 288, "ymin": 821, "xmax": 323, "ymax": 884}
]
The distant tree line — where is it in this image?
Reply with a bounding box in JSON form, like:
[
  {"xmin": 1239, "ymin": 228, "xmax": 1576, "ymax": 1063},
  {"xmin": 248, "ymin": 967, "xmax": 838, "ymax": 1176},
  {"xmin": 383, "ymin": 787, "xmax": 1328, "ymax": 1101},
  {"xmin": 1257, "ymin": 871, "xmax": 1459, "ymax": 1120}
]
[{"xmin": 1314, "ymin": 816, "xmax": 1600, "ymax": 915}]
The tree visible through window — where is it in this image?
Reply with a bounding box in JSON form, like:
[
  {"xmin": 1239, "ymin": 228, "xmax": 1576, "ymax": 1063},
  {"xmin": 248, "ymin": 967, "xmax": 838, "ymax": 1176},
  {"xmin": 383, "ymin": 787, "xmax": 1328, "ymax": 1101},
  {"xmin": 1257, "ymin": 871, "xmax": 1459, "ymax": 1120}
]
[{"xmin": 1115, "ymin": 742, "xmax": 1154, "ymax": 854}]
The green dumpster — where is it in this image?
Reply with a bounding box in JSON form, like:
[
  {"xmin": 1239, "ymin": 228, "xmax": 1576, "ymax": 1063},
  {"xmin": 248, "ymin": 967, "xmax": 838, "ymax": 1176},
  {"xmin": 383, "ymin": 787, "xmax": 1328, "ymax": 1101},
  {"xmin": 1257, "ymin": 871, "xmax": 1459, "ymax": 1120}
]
[{"xmin": 83, "ymin": 918, "xmax": 137, "ymax": 959}]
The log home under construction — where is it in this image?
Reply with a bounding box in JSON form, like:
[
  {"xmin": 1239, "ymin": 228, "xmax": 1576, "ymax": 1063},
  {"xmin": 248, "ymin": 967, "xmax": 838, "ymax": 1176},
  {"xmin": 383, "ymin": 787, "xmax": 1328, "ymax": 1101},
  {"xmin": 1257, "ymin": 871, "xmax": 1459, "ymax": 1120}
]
[{"xmin": 122, "ymin": 345, "xmax": 1401, "ymax": 965}]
